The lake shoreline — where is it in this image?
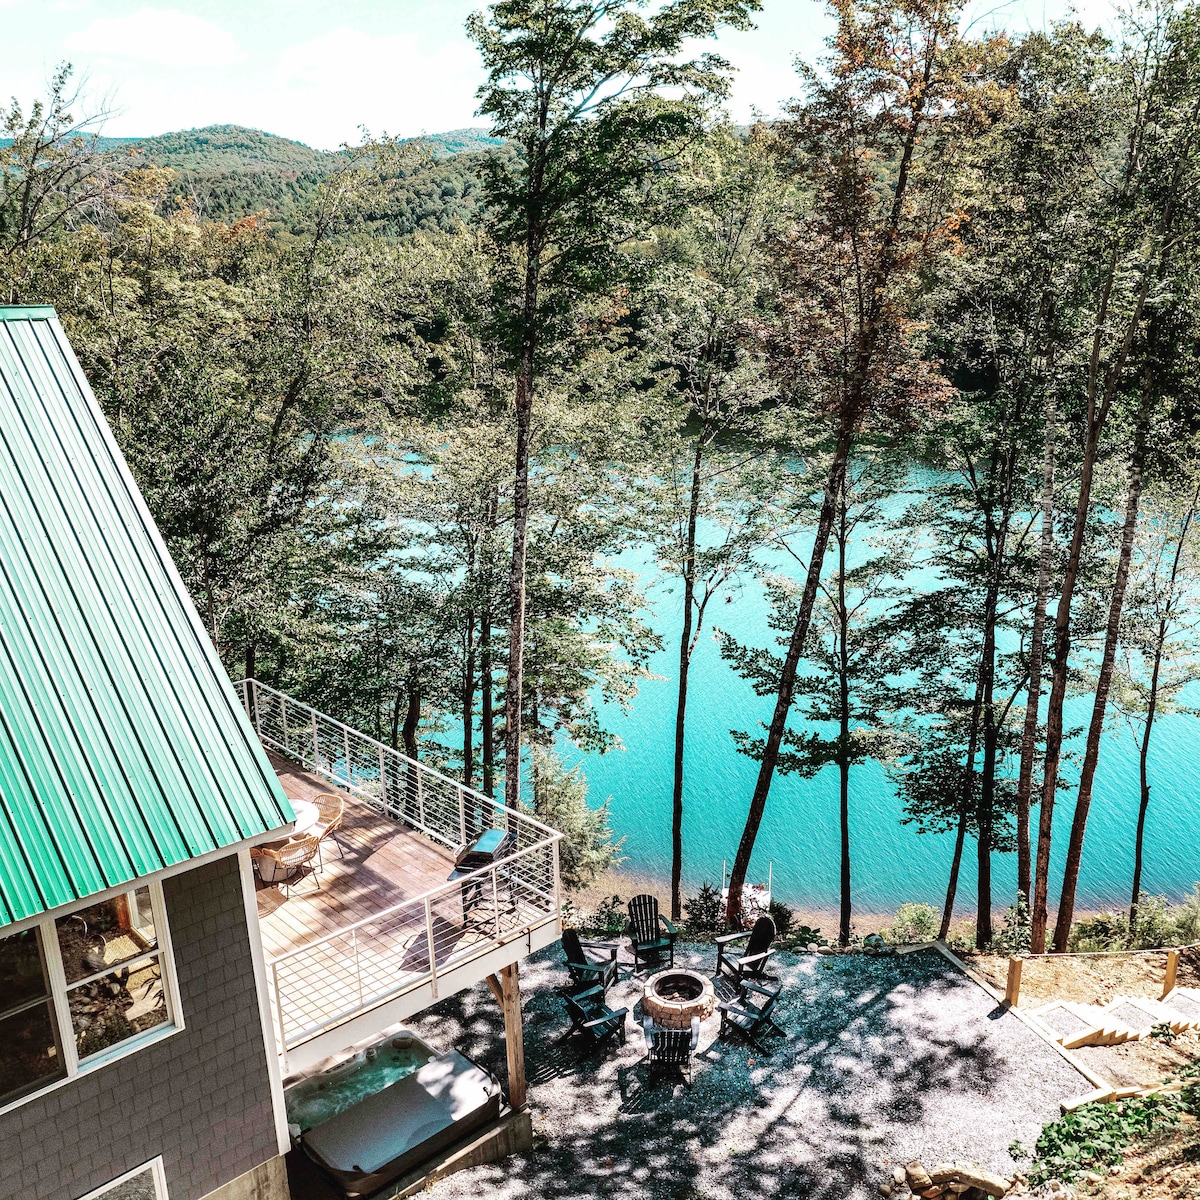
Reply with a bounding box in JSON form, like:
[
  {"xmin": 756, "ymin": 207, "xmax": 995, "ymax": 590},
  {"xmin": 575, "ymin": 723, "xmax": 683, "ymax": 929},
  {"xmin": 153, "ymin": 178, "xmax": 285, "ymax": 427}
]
[{"xmin": 572, "ymin": 865, "xmax": 1136, "ymax": 940}]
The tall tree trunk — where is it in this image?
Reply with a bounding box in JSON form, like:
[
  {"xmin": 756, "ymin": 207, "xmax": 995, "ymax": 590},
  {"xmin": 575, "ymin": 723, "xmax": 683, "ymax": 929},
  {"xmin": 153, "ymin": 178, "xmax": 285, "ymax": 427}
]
[
  {"xmin": 836, "ymin": 486, "xmax": 852, "ymax": 946},
  {"xmin": 671, "ymin": 438, "xmax": 705, "ymax": 922},
  {"xmin": 1052, "ymin": 395, "xmax": 1150, "ymax": 950},
  {"xmin": 940, "ymin": 673, "xmax": 983, "ymax": 941},
  {"xmin": 463, "ymin": 610, "xmax": 476, "ymax": 787},
  {"xmin": 402, "ymin": 675, "xmax": 421, "ymax": 762},
  {"xmin": 1129, "ymin": 480, "xmax": 1198, "ymax": 933},
  {"xmin": 725, "ymin": 50, "xmax": 932, "ymax": 926},
  {"xmin": 503, "ymin": 250, "xmax": 542, "ymax": 811},
  {"xmin": 725, "ymin": 419, "xmax": 852, "ymax": 924},
  {"xmin": 481, "ymin": 488, "xmax": 498, "ymax": 798},
  {"xmin": 390, "ymin": 687, "xmax": 403, "ymax": 751},
  {"xmin": 1030, "ymin": 275, "xmax": 1151, "ymax": 952},
  {"xmin": 1015, "ymin": 383, "xmax": 1057, "ymax": 905},
  {"xmin": 463, "ymin": 534, "xmax": 477, "ymax": 785}
]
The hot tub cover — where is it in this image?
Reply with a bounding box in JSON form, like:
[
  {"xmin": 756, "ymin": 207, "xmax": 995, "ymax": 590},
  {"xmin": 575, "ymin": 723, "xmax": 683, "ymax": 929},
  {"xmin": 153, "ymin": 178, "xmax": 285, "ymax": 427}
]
[{"xmin": 301, "ymin": 1048, "xmax": 501, "ymax": 1195}]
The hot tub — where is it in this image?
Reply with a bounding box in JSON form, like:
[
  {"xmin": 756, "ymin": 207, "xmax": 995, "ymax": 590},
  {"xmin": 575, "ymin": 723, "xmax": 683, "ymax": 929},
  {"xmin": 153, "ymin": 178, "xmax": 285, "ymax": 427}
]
[{"xmin": 300, "ymin": 1047, "xmax": 501, "ymax": 1196}]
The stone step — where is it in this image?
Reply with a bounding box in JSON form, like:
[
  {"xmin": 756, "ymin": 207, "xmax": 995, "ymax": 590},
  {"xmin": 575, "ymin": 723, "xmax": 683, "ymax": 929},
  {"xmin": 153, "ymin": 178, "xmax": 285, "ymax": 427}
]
[{"xmin": 1162, "ymin": 987, "xmax": 1200, "ymax": 1028}]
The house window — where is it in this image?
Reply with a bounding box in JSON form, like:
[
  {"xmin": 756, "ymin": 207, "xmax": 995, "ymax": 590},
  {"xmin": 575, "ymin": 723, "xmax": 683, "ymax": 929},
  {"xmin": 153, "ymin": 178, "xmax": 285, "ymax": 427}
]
[
  {"xmin": 78, "ymin": 1157, "xmax": 169, "ymax": 1200},
  {"xmin": 0, "ymin": 884, "xmax": 179, "ymax": 1111},
  {"xmin": 0, "ymin": 927, "xmax": 66, "ymax": 1104}
]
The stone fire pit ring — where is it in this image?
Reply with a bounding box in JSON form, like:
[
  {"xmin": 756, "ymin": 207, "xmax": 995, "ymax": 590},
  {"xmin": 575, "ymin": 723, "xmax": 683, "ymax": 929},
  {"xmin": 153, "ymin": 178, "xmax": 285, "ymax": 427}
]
[{"xmin": 642, "ymin": 968, "xmax": 716, "ymax": 1029}]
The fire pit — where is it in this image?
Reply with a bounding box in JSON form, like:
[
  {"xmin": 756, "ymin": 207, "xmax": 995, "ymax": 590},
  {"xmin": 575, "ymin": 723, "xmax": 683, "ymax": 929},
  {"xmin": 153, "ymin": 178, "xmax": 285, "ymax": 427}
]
[{"xmin": 642, "ymin": 968, "xmax": 716, "ymax": 1030}]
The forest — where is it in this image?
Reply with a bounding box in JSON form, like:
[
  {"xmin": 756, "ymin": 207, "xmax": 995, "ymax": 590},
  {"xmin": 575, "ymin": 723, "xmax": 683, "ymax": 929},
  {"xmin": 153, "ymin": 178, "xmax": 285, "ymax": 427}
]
[{"xmin": 4, "ymin": 0, "xmax": 1200, "ymax": 957}]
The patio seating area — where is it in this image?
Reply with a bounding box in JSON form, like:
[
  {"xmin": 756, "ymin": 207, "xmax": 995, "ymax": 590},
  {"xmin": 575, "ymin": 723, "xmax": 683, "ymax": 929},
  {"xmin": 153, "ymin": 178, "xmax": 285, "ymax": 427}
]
[
  {"xmin": 401, "ymin": 943, "xmax": 1095, "ymax": 1200},
  {"xmin": 255, "ymin": 751, "xmax": 460, "ymax": 960}
]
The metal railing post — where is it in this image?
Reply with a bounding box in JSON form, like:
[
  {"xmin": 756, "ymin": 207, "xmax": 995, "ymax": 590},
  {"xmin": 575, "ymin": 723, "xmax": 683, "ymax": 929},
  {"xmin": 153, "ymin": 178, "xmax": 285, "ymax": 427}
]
[
  {"xmin": 311, "ymin": 711, "xmax": 319, "ymax": 767},
  {"xmin": 552, "ymin": 838, "xmax": 562, "ymax": 922},
  {"xmin": 424, "ymin": 897, "xmax": 438, "ymax": 998},
  {"xmin": 352, "ymin": 928, "xmax": 363, "ymax": 1007},
  {"xmin": 378, "ymin": 746, "xmax": 387, "ymax": 811},
  {"xmin": 272, "ymin": 961, "xmax": 289, "ymax": 1064},
  {"xmin": 457, "ymin": 784, "xmax": 466, "ymax": 847},
  {"xmin": 344, "ymin": 727, "xmax": 352, "ymax": 785},
  {"xmin": 418, "ymin": 770, "xmax": 426, "ymax": 830},
  {"xmin": 280, "ymin": 695, "xmax": 289, "ymax": 756},
  {"xmin": 492, "ymin": 867, "xmax": 501, "ymax": 937}
]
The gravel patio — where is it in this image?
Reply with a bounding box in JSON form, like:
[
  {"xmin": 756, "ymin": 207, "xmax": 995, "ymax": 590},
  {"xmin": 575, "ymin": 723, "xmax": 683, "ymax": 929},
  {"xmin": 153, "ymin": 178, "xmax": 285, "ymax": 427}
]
[{"xmin": 406, "ymin": 943, "xmax": 1089, "ymax": 1200}]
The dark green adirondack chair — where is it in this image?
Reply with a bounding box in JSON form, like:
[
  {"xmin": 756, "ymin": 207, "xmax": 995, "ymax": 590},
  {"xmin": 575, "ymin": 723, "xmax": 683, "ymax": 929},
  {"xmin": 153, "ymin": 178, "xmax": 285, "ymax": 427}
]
[
  {"xmin": 717, "ymin": 980, "xmax": 784, "ymax": 1048},
  {"xmin": 626, "ymin": 893, "xmax": 677, "ymax": 972},
  {"xmin": 715, "ymin": 915, "xmax": 777, "ymax": 986},
  {"xmin": 561, "ymin": 927, "xmax": 620, "ymax": 992},
  {"xmin": 642, "ymin": 1015, "xmax": 701, "ymax": 1084},
  {"xmin": 560, "ymin": 985, "xmax": 627, "ymax": 1051}
]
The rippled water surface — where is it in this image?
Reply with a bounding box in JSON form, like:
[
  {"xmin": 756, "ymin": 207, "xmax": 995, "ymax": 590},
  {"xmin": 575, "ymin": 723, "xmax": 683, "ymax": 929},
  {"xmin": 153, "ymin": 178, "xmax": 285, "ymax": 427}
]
[{"xmin": 561, "ymin": 538, "xmax": 1200, "ymax": 916}]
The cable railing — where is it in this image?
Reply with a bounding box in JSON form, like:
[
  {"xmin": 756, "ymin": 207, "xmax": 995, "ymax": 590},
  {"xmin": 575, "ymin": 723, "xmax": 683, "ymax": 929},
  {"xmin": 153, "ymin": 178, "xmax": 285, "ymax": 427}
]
[{"xmin": 236, "ymin": 679, "xmax": 563, "ymax": 1051}]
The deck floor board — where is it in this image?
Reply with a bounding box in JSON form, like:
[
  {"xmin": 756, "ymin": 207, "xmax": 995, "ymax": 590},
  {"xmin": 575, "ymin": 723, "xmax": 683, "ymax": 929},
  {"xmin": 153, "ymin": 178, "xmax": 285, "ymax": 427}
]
[{"xmin": 256, "ymin": 751, "xmax": 459, "ymax": 961}]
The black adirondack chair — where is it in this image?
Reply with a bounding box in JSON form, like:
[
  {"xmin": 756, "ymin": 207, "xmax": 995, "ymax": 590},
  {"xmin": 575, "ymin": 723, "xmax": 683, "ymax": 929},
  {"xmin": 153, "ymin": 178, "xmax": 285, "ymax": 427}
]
[
  {"xmin": 717, "ymin": 980, "xmax": 784, "ymax": 1048},
  {"xmin": 561, "ymin": 985, "xmax": 628, "ymax": 1050},
  {"xmin": 642, "ymin": 1015, "xmax": 701, "ymax": 1084},
  {"xmin": 561, "ymin": 928, "xmax": 620, "ymax": 992},
  {"xmin": 715, "ymin": 915, "xmax": 776, "ymax": 985},
  {"xmin": 626, "ymin": 893, "xmax": 677, "ymax": 972}
]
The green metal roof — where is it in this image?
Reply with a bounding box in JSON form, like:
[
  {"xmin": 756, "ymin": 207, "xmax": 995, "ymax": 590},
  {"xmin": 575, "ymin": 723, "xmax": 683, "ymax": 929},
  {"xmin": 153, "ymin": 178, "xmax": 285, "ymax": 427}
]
[{"xmin": 0, "ymin": 306, "xmax": 294, "ymax": 928}]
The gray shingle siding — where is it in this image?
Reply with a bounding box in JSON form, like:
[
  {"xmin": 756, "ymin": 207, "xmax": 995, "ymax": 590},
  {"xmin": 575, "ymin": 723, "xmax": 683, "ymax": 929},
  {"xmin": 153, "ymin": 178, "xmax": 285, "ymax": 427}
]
[{"xmin": 0, "ymin": 854, "xmax": 280, "ymax": 1200}]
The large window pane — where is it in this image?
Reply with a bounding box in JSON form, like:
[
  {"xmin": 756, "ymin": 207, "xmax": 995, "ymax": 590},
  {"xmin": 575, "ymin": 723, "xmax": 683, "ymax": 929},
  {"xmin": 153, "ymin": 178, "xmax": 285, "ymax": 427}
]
[
  {"xmin": 0, "ymin": 1000, "xmax": 65, "ymax": 1105},
  {"xmin": 0, "ymin": 928, "xmax": 49, "ymax": 1013},
  {"xmin": 70, "ymin": 959, "xmax": 167, "ymax": 1060},
  {"xmin": 56, "ymin": 889, "xmax": 157, "ymax": 983}
]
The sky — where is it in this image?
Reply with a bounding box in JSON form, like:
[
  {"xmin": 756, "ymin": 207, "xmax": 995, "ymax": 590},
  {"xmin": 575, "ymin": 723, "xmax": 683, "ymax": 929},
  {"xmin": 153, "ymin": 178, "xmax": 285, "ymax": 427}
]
[{"xmin": 1, "ymin": 0, "xmax": 1121, "ymax": 151}]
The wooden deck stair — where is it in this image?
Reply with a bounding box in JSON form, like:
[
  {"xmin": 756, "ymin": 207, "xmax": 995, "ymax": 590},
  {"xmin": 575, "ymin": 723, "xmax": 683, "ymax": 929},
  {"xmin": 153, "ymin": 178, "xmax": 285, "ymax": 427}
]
[{"xmin": 1028, "ymin": 988, "xmax": 1200, "ymax": 1050}]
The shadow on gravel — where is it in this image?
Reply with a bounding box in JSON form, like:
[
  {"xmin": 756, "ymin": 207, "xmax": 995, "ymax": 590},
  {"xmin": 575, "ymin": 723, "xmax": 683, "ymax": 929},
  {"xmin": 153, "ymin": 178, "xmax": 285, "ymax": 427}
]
[{"xmin": 406, "ymin": 946, "xmax": 1087, "ymax": 1200}]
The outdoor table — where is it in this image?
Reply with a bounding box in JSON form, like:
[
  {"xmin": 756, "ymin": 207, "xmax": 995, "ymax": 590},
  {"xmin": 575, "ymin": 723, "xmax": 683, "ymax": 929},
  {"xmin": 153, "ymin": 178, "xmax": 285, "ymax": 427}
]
[{"xmin": 254, "ymin": 799, "xmax": 321, "ymax": 882}]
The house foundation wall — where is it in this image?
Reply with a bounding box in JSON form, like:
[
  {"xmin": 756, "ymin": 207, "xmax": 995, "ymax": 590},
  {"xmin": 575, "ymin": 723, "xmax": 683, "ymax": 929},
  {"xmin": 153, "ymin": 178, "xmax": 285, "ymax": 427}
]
[{"xmin": 198, "ymin": 1155, "xmax": 289, "ymax": 1200}]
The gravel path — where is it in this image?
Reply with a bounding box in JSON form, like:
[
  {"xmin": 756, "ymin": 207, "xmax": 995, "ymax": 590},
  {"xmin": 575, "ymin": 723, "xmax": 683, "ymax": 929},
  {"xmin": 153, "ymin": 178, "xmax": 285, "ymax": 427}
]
[{"xmin": 406, "ymin": 944, "xmax": 1088, "ymax": 1200}]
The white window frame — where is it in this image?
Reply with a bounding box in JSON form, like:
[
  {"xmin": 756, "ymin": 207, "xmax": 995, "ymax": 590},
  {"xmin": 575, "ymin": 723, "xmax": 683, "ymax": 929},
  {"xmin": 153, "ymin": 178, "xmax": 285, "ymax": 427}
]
[
  {"xmin": 0, "ymin": 881, "xmax": 183, "ymax": 1116},
  {"xmin": 77, "ymin": 1155, "xmax": 169, "ymax": 1200}
]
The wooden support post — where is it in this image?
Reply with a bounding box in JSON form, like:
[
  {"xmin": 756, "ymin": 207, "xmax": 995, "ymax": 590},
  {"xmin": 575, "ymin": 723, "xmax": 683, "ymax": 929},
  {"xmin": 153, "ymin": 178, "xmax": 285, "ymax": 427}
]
[
  {"xmin": 1005, "ymin": 956, "xmax": 1024, "ymax": 1008},
  {"xmin": 485, "ymin": 973, "xmax": 503, "ymax": 1006},
  {"xmin": 1163, "ymin": 948, "xmax": 1180, "ymax": 1000},
  {"xmin": 497, "ymin": 962, "xmax": 527, "ymax": 1110}
]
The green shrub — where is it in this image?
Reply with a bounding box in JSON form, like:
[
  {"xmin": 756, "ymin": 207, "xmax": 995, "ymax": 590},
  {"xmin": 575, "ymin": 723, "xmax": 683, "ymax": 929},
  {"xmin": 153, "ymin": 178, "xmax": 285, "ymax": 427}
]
[
  {"xmin": 991, "ymin": 894, "xmax": 1032, "ymax": 954},
  {"xmin": 1068, "ymin": 910, "xmax": 1129, "ymax": 952},
  {"xmin": 791, "ymin": 924, "xmax": 828, "ymax": 948},
  {"xmin": 683, "ymin": 882, "xmax": 723, "ymax": 935},
  {"xmin": 1131, "ymin": 891, "xmax": 1184, "ymax": 949},
  {"xmin": 1170, "ymin": 883, "xmax": 1200, "ymax": 944},
  {"xmin": 577, "ymin": 894, "xmax": 626, "ymax": 938},
  {"xmin": 885, "ymin": 902, "xmax": 940, "ymax": 945},
  {"xmin": 1018, "ymin": 1097, "xmax": 1180, "ymax": 1184},
  {"xmin": 530, "ymin": 748, "xmax": 624, "ymax": 892},
  {"xmin": 768, "ymin": 899, "xmax": 794, "ymax": 938}
]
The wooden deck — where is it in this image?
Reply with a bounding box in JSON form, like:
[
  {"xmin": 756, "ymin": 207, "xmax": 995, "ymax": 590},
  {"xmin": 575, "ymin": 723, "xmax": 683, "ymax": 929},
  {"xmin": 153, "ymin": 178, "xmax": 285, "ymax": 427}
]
[{"xmin": 256, "ymin": 751, "xmax": 458, "ymax": 960}]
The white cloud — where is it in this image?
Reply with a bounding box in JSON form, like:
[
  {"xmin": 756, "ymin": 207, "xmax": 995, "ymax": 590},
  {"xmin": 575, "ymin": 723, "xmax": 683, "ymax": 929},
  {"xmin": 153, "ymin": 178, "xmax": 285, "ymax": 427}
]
[
  {"xmin": 268, "ymin": 27, "xmax": 482, "ymax": 147},
  {"xmin": 65, "ymin": 7, "xmax": 244, "ymax": 69}
]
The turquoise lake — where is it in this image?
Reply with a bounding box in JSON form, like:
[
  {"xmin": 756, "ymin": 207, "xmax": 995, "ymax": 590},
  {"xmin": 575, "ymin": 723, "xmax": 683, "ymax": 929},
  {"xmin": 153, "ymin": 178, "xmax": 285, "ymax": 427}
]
[{"xmin": 557, "ymin": 537, "xmax": 1200, "ymax": 919}]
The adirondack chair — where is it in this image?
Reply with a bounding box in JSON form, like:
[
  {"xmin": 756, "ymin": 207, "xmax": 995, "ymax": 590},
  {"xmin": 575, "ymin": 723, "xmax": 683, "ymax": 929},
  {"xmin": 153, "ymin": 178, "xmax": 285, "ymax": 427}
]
[
  {"xmin": 626, "ymin": 894, "xmax": 677, "ymax": 972},
  {"xmin": 561, "ymin": 928, "xmax": 620, "ymax": 992},
  {"xmin": 715, "ymin": 915, "xmax": 776, "ymax": 985},
  {"xmin": 560, "ymin": 985, "xmax": 627, "ymax": 1051},
  {"xmin": 717, "ymin": 980, "xmax": 784, "ymax": 1048},
  {"xmin": 642, "ymin": 1015, "xmax": 701, "ymax": 1084}
]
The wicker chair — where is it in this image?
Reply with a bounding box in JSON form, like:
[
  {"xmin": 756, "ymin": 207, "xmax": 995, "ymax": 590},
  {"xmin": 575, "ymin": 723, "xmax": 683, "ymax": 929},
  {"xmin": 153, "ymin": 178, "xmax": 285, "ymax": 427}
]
[
  {"xmin": 256, "ymin": 833, "xmax": 322, "ymax": 895},
  {"xmin": 312, "ymin": 792, "xmax": 346, "ymax": 865}
]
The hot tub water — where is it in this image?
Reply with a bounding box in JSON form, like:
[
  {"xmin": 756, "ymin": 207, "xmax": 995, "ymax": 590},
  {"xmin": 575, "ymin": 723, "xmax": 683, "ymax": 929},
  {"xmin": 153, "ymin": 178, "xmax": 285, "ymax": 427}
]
[{"xmin": 285, "ymin": 1034, "xmax": 434, "ymax": 1132}]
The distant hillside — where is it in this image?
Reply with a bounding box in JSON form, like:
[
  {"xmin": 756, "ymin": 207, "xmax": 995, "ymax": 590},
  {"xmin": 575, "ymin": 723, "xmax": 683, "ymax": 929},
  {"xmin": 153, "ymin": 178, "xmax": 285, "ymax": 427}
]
[{"xmin": 94, "ymin": 124, "xmax": 506, "ymax": 231}]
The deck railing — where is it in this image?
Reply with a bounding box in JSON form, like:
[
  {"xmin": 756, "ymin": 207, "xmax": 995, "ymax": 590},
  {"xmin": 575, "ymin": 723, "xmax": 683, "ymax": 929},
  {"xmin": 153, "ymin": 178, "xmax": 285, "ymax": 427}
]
[{"xmin": 236, "ymin": 679, "xmax": 563, "ymax": 1052}]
